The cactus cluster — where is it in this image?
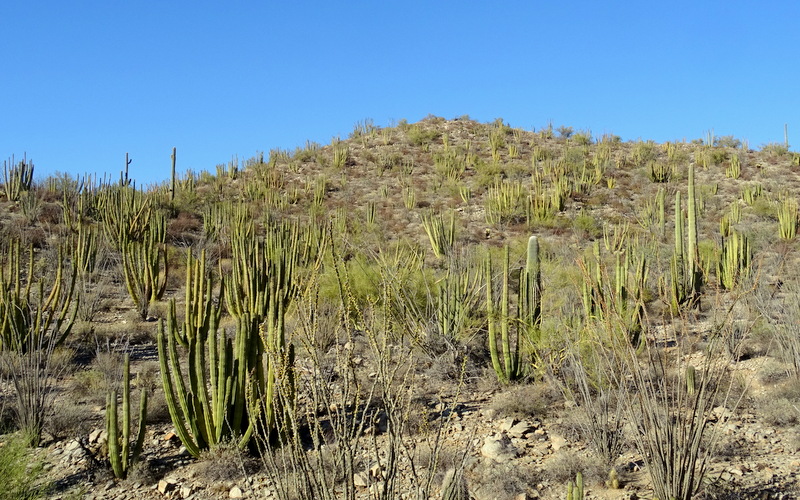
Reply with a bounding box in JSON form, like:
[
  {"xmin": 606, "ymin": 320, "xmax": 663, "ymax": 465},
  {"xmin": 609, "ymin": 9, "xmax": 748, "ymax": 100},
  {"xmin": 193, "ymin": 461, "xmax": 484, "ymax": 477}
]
[
  {"xmin": 2, "ymin": 154, "xmax": 34, "ymax": 202},
  {"xmin": 486, "ymin": 236, "xmax": 541, "ymax": 383},
  {"xmin": 0, "ymin": 242, "xmax": 77, "ymax": 352}
]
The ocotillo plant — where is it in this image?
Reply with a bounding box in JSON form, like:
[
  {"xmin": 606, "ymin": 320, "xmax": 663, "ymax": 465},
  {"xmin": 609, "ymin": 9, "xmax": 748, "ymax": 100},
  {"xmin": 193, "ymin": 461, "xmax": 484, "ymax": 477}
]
[
  {"xmin": 106, "ymin": 353, "xmax": 147, "ymax": 479},
  {"xmin": 0, "ymin": 241, "xmax": 78, "ymax": 352}
]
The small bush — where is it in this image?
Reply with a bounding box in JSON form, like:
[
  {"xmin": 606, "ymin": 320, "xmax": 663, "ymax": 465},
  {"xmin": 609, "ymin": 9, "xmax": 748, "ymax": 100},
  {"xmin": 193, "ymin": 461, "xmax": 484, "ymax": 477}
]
[
  {"xmin": 489, "ymin": 382, "xmax": 556, "ymax": 419},
  {"xmin": 196, "ymin": 440, "xmax": 259, "ymax": 482},
  {"xmin": 0, "ymin": 433, "xmax": 51, "ymax": 499}
]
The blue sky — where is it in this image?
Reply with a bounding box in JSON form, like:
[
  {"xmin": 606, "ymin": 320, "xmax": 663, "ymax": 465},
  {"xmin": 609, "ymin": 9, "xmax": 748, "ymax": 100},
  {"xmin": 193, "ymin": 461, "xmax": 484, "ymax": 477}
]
[{"xmin": 3, "ymin": 1, "xmax": 798, "ymax": 185}]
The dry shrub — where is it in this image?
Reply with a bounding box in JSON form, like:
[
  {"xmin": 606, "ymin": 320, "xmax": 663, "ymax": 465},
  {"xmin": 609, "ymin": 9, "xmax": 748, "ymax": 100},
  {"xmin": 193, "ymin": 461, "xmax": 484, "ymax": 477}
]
[
  {"xmin": 196, "ymin": 440, "xmax": 259, "ymax": 483},
  {"xmin": 47, "ymin": 400, "xmax": 95, "ymax": 440},
  {"xmin": 542, "ymin": 449, "xmax": 608, "ymax": 486},
  {"xmin": 489, "ymin": 381, "xmax": 556, "ymax": 420}
]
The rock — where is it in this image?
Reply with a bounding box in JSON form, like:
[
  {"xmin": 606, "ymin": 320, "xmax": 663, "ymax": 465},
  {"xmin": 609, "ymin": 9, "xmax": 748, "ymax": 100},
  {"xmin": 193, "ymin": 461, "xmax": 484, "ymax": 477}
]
[
  {"xmin": 180, "ymin": 486, "xmax": 194, "ymax": 498},
  {"xmin": 550, "ymin": 433, "xmax": 567, "ymax": 451},
  {"xmin": 499, "ymin": 417, "xmax": 516, "ymax": 432},
  {"xmin": 64, "ymin": 439, "xmax": 81, "ymax": 453},
  {"xmin": 88, "ymin": 429, "xmax": 104, "ymax": 443},
  {"xmin": 509, "ymin": 421, "xmax": 533, "ymax": 438},
  {"xmin": 353, "ymin": 471, "xmax": 370, "ymax": 488},
  {"xmin": 481, "ymin": 433, "xmax": 519, "ymax": 462},
  {"xmin": 158, "ymin": 479, "xmax": 175, "ymax": 494},
  {"xmin": 229, "ymin": 486, "xmax": 244, "ymax": 498}
]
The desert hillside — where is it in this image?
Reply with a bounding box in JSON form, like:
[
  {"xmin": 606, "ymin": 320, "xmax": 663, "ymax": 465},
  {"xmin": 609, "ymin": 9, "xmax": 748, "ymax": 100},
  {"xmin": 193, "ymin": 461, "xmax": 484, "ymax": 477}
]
[{"xmin": 1, "ymin": 116, "xmax": 799, "ymax": 499}]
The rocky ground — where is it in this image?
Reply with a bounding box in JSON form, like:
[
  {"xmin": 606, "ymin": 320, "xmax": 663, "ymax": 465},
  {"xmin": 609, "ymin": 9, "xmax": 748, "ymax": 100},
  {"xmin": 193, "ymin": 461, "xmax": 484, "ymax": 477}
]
[{"xmin": 36, "ymin": 347, "xmax": 800, "ymax": 500}]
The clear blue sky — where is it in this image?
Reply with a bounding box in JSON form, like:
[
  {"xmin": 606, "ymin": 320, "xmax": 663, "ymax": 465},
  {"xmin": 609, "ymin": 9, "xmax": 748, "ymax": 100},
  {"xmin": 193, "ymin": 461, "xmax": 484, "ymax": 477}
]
[{"xmin": 3, "ymin": 1, "xmax": 798, "ymax": 186}]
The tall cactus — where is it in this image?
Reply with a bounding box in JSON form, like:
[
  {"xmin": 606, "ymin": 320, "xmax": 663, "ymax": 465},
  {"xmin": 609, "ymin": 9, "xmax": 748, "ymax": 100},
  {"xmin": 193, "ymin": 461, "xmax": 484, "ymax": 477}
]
[
  {"xmin": 519, "ymin": 236, "xmax": 542, "ymax": 348},
  {"xmin": 2, "ymin": 155, "xmax": 34, "ymax": 202},
  {"xmin": 566, "ymin": 472, "xmax": 584, "ymax": 500},
  {"xmin": 668, "ymin": 163, "xmax": 702, "ymax": 312},
  {"xmin": 106, "ymin": 353, "xmax": 147, "ymax": 479},
  {"xmin": 120, "ymin": 211, "xmax": 168, "ymax": 319},
  {"xmin": 686, "ymin": 163, "xmax": 701, "ymax": 301},
  {"xmin": 158, "ymin": 249, "xmax": 257, "ymax": 457},
  {"xmin": 0, "ymin": 241, "xmax": 78, "ymax": 352},
  {"xmin": 421, "ymin": 210, "xmax": 456, "ymax": 259},
  {"xmin": 486, "ymin": 237, "xmax": 541, "ymax": 383}
]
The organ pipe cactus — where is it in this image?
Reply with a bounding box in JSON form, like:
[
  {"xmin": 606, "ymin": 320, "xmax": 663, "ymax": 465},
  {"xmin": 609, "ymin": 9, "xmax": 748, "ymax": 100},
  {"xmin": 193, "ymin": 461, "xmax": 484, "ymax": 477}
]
[
  {"xmin": 121, "ymin": 213, "xmax": 168, "ymax": 320},
  {"xmin": 158, "ymin": 249, "xmax": 257, "ymax": 457},
  {"xmin": 566, "ymin": 472, "xmax": 584, "ymax": 500},
  {"xmin": 718, "ymin": 231, "xmax": 751, "ymax": 290},
  {"xmin": 106, "ymin": 353, "xmax": 147, "ymax": 479},
  {"xmin": 421, "ymin": 210, "xmax": 456, "ymax": 259},
  {"xmin": 669, "ymin": 163, "xmax": 702, "ymax": 312},
  {"xmin": 486, "ymin": 236, "xmax": 541, "ymax": 383},
  {"xmin": 2, "ymin": 155, "xmax": 34, "ymax": 202},
  {"xmin": 580, "ymin": 242, "xmax": 647, "ymax": 346},
  {"xmin": 0, "ymin": 241, "xmax": 78, "ymax": 352}
]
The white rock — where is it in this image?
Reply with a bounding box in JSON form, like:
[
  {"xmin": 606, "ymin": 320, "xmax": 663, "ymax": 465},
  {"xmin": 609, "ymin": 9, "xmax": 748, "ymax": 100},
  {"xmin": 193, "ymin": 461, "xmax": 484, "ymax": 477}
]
[{"xmin": 480, "ymin": 433, "xmax": 519, "ymax": 462}]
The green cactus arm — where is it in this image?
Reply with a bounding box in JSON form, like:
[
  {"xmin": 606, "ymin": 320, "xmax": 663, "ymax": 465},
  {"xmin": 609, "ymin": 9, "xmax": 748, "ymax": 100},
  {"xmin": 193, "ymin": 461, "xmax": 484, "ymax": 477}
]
[
  {"xmin": 485, "ymin": 255, "xmax": 505, "ymax": 383},
  {"xmin": 131, "ymin": 388, "xmax": 147, "ymax": 466},
  {"xmin": 122, "ymin": 354, "xmax": 131, "ymax": 472},
  {"xmin": 106, "ymin": 390, "xmax": 123, "ymax": 479},
  {"xmin": 157, "ymin": 318, "xmax": 202, "ymax": 457}
]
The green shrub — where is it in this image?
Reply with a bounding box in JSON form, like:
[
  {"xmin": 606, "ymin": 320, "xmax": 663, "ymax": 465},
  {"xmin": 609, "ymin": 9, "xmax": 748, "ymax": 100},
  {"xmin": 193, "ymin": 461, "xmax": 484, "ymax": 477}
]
[{"xmin": 0, "ymin": 433, "xmax": 50, "ymax": 499}]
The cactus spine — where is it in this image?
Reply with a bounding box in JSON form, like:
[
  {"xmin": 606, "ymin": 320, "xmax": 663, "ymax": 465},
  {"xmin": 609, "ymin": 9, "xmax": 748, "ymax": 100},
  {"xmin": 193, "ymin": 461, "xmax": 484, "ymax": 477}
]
[{"xmin": 106, "ymin": 353, "xmax": 147, "ymax": 479}]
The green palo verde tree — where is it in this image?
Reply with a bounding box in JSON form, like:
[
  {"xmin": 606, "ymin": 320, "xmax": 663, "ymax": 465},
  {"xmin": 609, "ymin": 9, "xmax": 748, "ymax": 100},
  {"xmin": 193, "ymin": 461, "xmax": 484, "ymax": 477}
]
[{"xmin": 485, "ymin": 235, "xmax": 541, "ymax": 383}]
